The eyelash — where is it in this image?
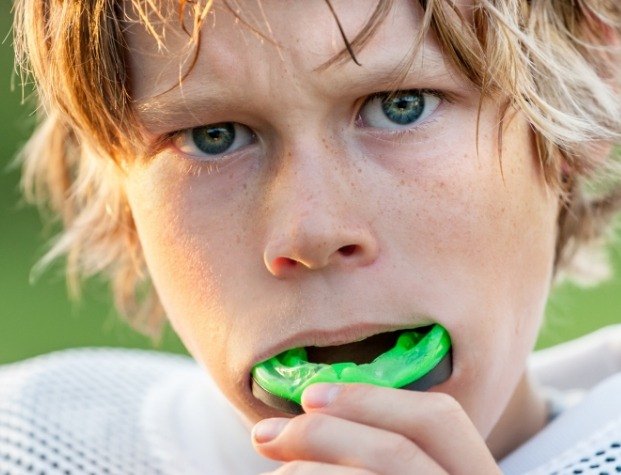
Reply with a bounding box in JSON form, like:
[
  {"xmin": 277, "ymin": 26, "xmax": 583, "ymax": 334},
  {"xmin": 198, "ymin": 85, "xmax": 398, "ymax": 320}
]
[
  {"xmin": 156, "ymin": 88, "xmax": 448, "ymax": 164},
  {"xmin": 364, "ymin": 89, "xmax": 445, "ymax": 110},
  {"xmin": 357, "ymin": 89, "xmax": 446, "ymax": 130},
  {"xmin": 145, "ymin": 134, "xmax": 222, "ymax": 176}
]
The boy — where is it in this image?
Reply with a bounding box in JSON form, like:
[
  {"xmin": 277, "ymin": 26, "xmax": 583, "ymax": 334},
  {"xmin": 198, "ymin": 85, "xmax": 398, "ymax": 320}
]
[{"xmin": 2, "ymin": 0, "xmax": 621, "ymax": 473}]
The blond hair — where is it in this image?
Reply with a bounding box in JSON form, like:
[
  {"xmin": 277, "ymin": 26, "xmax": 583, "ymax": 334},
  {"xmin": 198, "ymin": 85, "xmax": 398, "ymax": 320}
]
[{"xmin": 12, "ymin": 0, "xmax": 621, "ymax": 338}]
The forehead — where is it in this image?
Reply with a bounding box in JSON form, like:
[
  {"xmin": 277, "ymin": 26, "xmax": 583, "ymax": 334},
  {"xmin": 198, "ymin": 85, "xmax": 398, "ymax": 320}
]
[{"xmin": 123, "ymin": 0, "xmax": 448, "ymax": 105}]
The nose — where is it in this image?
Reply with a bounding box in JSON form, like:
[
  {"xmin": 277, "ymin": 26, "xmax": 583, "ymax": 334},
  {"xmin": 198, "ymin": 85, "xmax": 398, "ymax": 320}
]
[
  {"xmin": 262, "ymin": 144, "xmax": 379, "ymax": 278},
  {"xmin": 264, "ymin": 217, "xmax": 379, "ymax": 277}
]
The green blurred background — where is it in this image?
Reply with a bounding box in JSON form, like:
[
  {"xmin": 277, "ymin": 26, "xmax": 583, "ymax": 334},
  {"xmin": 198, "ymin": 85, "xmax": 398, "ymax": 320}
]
[
  {"xmin": 0, "ymin": 3, "xmax": 186, "ymax": 363},
  {"xmin": 0, "ymin": 3, "xmax": 619, "ymax": 366}
]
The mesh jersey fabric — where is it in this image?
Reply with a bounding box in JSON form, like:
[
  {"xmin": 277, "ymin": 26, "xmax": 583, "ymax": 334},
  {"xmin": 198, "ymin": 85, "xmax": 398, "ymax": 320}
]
[
  {"xmin": 499, "ymin": 373, "xmax": 621, "ymax": 475},
  {"xmin": 497, "ymin": 325, "xmax": 621, "ymax": 474},
  {"xmin": 0, "ymin": 348, "xmax": 279, "ymax": 475},
  {"xmin": 0, "ymin": 327, "xmax": 620, "ymax": 475},
  {"xmin": 0, "ymin": 348, "xmax": 182, "ymax": 475}
]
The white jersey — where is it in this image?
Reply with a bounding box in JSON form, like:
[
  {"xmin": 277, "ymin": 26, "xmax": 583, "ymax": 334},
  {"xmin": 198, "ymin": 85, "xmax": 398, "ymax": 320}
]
[
  {"xmin": 0, "ymin": 348, "xmax": 279, "ymax": 475},
  {"xmin": 0, "ymin": 326, "xmax": 620, "ymax": 475},
  {"xmin": 501, "ymin": 325, "xmax": 621, "ymax": 475}
]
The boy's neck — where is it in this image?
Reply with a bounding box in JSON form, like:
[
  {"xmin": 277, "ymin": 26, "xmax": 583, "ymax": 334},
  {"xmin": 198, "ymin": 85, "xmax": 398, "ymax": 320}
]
[{"xmin": 486, "ymin": 372, "xmax": 549, "ymax": 460}]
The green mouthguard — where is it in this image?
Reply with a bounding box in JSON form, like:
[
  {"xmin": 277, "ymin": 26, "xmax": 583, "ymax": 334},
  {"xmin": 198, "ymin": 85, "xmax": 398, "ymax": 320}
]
[{"xmin": 251, "ymin": 324, "xmax": 451, "ymax": 413}]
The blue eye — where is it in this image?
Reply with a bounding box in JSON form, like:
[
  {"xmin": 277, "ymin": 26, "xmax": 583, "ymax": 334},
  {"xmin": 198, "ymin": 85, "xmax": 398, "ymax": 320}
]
[
  {"xmin": 359, "ymin": 90, "xmax": 441, "ymax": 129},
  {"xmin": 175, "ymin": 122, "xmax": 254, "ymax": 158}
]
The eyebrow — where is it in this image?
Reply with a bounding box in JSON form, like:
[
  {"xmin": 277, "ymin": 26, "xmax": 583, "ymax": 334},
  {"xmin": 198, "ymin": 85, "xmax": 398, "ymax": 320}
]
[
  {"xmin": 134, "ymin": 80, "xmax": 231, "ymax": 133},
  {"xmin": 134, "ymin": 46, "xmax": 449, "ymax": 133},
  {"xmin": 327, "ymin": 51, "xmax": 448, "ymax": 88}
]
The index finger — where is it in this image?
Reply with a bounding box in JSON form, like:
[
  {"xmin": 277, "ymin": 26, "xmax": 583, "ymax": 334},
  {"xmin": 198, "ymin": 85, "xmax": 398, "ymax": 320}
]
[{"xmin": 300, "ymin": 383, "xmax": 500, "ymax": 475}]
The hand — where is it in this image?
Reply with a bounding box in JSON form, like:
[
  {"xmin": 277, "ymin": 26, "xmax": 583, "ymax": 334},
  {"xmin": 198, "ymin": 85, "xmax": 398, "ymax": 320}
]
[{"xmin": 251, "ymin": 383, "xmax": 501, "ymax": 474}]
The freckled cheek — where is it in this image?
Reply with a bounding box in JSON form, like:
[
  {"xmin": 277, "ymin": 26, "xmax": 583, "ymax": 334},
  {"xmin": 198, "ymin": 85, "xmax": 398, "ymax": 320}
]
[
  {"xmin": 394, "ymin": 130, "xmax": 553, "ymax": 275},
  {"xmin": 124, "ymin": 169, "xmax": 253, "ymax": 351},
  {"xmin": 386, "ymin": 144, "xmax": 555, "ymax": 338},
  {"xmin": 392, "ymin": 173, "xmax": 554, "ymax": 435}
]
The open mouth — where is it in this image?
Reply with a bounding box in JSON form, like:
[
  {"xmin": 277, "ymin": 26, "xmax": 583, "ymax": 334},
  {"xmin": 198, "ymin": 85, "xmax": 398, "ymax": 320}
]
[
  {"xmin": 251, "ymin": 324, "xmax": 452, "ymax": 414},
  {"xmin": 306, "ymin": 328, "xmax": 413, "ymax": 365}
]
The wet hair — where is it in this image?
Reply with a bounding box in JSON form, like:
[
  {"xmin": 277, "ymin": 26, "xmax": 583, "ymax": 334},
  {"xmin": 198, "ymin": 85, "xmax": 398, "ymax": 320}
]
[{"xmin": 12, "ymin": 0, "xmax": 621, "ymax": 337}]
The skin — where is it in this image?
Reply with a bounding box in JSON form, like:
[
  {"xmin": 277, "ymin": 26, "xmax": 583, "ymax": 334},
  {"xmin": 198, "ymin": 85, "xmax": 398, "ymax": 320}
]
[{"xmin": 122, "ymin": 0, "xmax": 562, "ymax": 472}]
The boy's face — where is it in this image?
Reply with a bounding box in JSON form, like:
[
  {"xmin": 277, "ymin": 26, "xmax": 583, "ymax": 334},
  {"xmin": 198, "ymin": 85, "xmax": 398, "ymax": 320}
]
[{"xmin": 124, "ymin": 0, "xmax": 559, "ymax": 436}]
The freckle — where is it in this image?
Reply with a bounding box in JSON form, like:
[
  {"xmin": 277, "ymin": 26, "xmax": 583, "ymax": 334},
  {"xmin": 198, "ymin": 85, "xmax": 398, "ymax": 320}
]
[
  {"xmin": 243, "ymin": 183, "xmax": 247, "ymax": 190},
  {"xmin": 400, "ymin": 179, "xmax": 405, "ymax": 186}
]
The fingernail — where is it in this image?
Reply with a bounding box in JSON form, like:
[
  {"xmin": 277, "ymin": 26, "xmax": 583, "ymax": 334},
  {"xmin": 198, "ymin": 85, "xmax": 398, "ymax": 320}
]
[
  {"xmin": 302, "ymin": 383, "xmax": 340, "ymax": 409},
  {"xmin": 252, "ymin": 418, "xmax": 289, "ymax": 444}
]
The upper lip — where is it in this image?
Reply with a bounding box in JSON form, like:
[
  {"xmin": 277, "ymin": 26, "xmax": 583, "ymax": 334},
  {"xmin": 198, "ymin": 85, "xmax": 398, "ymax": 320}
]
[{"xmin": 253, "ymin": 320, "xmax": 435, "ymax": 366}]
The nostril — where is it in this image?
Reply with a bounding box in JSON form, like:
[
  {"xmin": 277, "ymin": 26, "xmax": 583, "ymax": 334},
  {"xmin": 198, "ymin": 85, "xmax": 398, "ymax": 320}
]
[
  {"xmin": 338, "ymin": 244, "xmax": 358, "ymax": 257},
  {"xmin": 273, "ymin": 257, "xmax": 298, "ymax": 269}
]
